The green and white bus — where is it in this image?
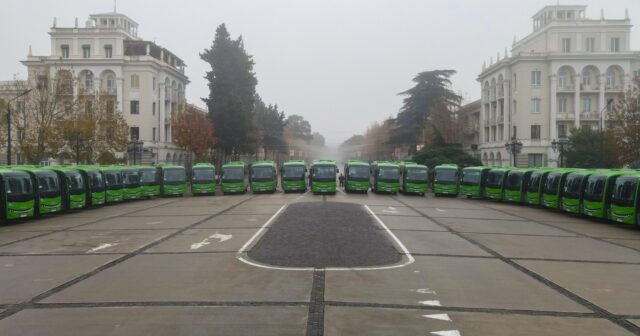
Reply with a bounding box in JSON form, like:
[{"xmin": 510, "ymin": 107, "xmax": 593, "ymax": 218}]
[
  {"xmin": 47, "ymin": 167, "xmax": 87, "ymax": 210},
  {"xmin": 100, "ymin": 167, "xmax": 124, "ymax": 203},
  {"xmin": 13, "ymin": 167, "xmax": 62, "ymax": 215},
  {"xmin": 0, "ymin": 169, "xmax": 36, "ymax": 220},
  {"xmin": 370, "ymin": 161, "xmax": 400, "ymax": 194},
  {"xmin": 191, "ymin": 163, "xmax": 216, "ymax": 195},
  {"xmin": 157, "ymin": 165, "xmax": 187, "ymax": 197},
  {"xmin": 250, "ymin": 161, "xmax": 277, "ymax": 193},
  {"xmin": 138, "ymin": 166, "xmax": 160, "ymax": 198},
  {"xmin": 121, "ymin": 167, "xmax": 142, "ymax": 200},
  {"xmin": 582, "ymin": 170, "xmax": 627, "ymax": 220},
  {"xmin": 432, "ymin": 164, "xmax": 459, "ymax": 196},
  {"xmin": 310, "ymin": 160, "xmax": 338, "ymax": 194},
  {"xmin": 460, "ymin": 166, "xmax": 492, "ymax": 199},
  {"xmin": 75, "ymin": 166, "xmax": 106, "ymax": 207},
  {"xmin": 221, "ymin": 161, "xmax": 249, "ymax": 194},
  {"xmin": 561, "ymin": 170, "xmax": 597, "ymax": 214},
  {"xmin": 609, "ymin": 173, "xmax": 640, "ymax": 226},
  {"xmin": 542, "ymin": 169, "xmax": 578, "ymax": 209},
  {"xmin": 504, "ymin": 168, "xmax": 536, "ymax": 203},
  {"xmin": 344, "ymin": 160, "xmax": 370, "ymax": 193},
  {"xmin": 399, "ymin": 162, "xmax": 428, "ymax": 195},
  {"xmin": 484, "ymin": 167, "xmax": 511, "ymax": 200},
  {"xmin": 525, "ymin": 169, "xmax": 553, "ymax": 205},
  {"xmin": 281, "ymin": 160, "xmax": 307, "ymax": 193}
]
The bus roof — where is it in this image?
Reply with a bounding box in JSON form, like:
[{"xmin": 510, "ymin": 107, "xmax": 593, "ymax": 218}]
[
  {"xmin": 0, "ymin": 168, "xmax": 30, "ymax": 176},
  {"xmin": 401, "ymin": 162, "xmax": 427, "ymax": 169},
  {"xmin": 463, "ymin": 166, "xmax": 493, "ymax": 171},
  {"xmin": 312, "ymin": 160, "xmax": 336, "ymax": 165},
  {"xmin": 222, "ymin": 161, "xmax": 246, "ymax": 168},
  {"xmin": 434, "ymin": 163, "xmax": 459, "ymax": 169},
  {"xmin": 251, "ymin": 161, "xmax": 276, "ymax": 167},
  {"xmin": 371, "ymin": 161, "xmax": 399, "ymax": 167},
  {"xmin": 346, "ymin": 160, "xmax": 369, "ymax": 167},
  {"xmin": 193, "ymin": 163, "xmax": 215, "ymax": 168},
  {"xmin": 283, "ymin": 160, "xmax": 306, "ymax": 166}
]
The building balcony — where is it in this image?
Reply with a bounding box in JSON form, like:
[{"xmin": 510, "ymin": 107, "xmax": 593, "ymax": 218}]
[
  {"xmin": 579, "ymin": 84, "xmax": 599, "ymax": 92},
  {"xmin": 605, "ymin": 85, "xmax": 623, "ymax": 92},
  {"xmin": 100, "ymin": 88, "xmax": 117, "ymax": 95},
  {"xmin": 78, "ymin": 87, "xmax": 94, "ymax": 95},
  {"xmin": 557, "ymin": 85, "xmax": 574, "ymax": 92},
  {"xmin": 580, "ymin": 111, "xmax": 600, "ymax": 120},
  {"xmin": 497, "ymin": 115, "xmax": 504, "ymax": 123},
  {"xmin": 557, "ymin": 113, "xmax": 575, "ymax": 120},
  {"xmin": 483, "ymin": 119, "xmax": 490, "ymax": 126}
]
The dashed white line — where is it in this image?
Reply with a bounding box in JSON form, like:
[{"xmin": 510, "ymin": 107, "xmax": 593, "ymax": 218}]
[
  {"xmin": 418, "ymin": 300, "xmax": 442, "ymax": 306},
  {"xmin": 423, "ymin": 313, "xmax": 452, "ymax": 322},
  {"xmin": 431, "ymin": 330, "xmax": 461, "ymax": 336},
  {"xmin": 87, "ymin": 243, "xmax": 117, "ymax": 253}
]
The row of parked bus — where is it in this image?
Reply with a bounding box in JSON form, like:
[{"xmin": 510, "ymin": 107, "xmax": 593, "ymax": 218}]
[
  {"xmin": 453, "ymin": 166, "xmax": 640, "ymax": 227},
  {"xmin": 0, "ymin": 164, "xmax": 187, "ymax": 223}
]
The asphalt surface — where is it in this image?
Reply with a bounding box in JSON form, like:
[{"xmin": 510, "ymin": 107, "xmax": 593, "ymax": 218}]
[
  {"xmin": 0, "ymin": 189, "xmax": 638, "ymax": 335},
  {"xmin": 248, "ymin": 201, "xmax": 402, "ymax": 268}
]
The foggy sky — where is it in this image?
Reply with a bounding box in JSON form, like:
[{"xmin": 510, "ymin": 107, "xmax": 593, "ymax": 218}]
[{"xmin": 2, "ymin": 0, "xmax": 639, "ymax": 145}]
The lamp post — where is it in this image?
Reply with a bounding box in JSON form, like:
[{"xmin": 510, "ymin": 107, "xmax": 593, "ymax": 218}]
[
  {"xmin": 504, "ymin": 137, "xmax": 523, "ymax": 167},
  {"xmin": 6, "ymin": 89, "xmax": 33, "ymax": 165},
  {"xmin": 600, "ymin": 98, "xmax": 614, "ymax": 165},
  {"xmin": 551, "ymin": 138, "xmax": 571, "ymax": 168}
]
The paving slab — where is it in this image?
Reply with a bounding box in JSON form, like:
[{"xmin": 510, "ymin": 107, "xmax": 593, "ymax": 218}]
[
  {"xmin": 375, "ymin": 215, "xmax": 445, "ymax": 231},
  {"xmin": 417, "ymin": 207, "xmax": 522, "ymax": 220},
  {"xmin": 437, "ymin": 217, "xmax": 576, "ymax": 236},
  {"xmin": 195, "ymin": 214, "xmax": 274, "ymax": 229},
  {"xmin": 3, "ymin": 216, "xmax": 103, "ymax": 231},
  {"xmin": 145, "ymin": 228, "xmax": 258, "ymax": 253},
  {"xmin": 70, "ymin": 215, "xmax": 208, "ymax": 230},
  {"xmin": 0, "ymin": 231, "xmax": 51, "ymax": 246},
  {"xmin": 501, "ymin": 209, "xmax": 587, "ymax": 223},
  {"xmin": 392, "ymin": 231, "xmax": 491, "ymax": 256},
  {"xmin": 324, "ymin": 307, "xmax": 634, "ymax": 336},
  {"xmin": 225, "ymin": 204, "xmax": 286, "ymax": 215},
  {"xmin": 43, "ymin": 253, "xmax": 312, "ymax": 303},
  {"xmin": 518, "ymin": 260, "xmax": 640, "ymax": 315},
  {"xmin": 132, "ymin": 206, "xmax": 227, "ymax": 217},
  {"xmin": 0, "ymin": 255, "xmax": 118, "ymax": 304},
  {"xmin": 325, "ymin": 256, "xmax": 586, "ymax": 312},
  {"xmin": 0, "ymin": 229, "xmax": 174, "ymax": 255},
  {"xmin": 366, "ymin": 205, "xmax": 421, "ymax": 217},
  {"xmin": 542, "ymin": 221, "xmax": 640, "ymax": 240},
  {"xmin": 604, "ymin": 238, "xmax": 640, "ymax": 250},
  {"xmin": 0, "ymin": 306, "xmax": 308, "ymax": 336},
  {"xmin": 409, "ymin": 200, "xmax": 488, "ymax": 210},
  {"xmin": 465, "ymin": 233, "xmax": 640, "ymax": 262}
]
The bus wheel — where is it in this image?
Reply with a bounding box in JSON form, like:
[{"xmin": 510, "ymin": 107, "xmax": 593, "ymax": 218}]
[{"xmin": 466, "ymin": 195, "xmax": 472, "ymax": 199}]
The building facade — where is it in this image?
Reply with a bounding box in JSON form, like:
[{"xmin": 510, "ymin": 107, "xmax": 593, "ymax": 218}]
[
  {"xmin": 477, "ymin": 5, "xmax": 640, "ymax": 167},
  {"xmin": 20, "ymin": 12, "xmax": 190, "ymax": 164},
  {"xmin": 458, "ymin": 99, "xmax": 481, "ymax": 159}
]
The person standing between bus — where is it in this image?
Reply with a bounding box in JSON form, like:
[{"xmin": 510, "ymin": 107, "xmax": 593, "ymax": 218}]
[{"xmin": 339, "ymin": 173, "xmax": 345, "ymax": 188}]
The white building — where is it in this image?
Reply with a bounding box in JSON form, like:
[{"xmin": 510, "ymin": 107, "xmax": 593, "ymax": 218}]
[
  {"xmin": 477, "ymin": 5, "xmax": 640, "ymax": 167},
  {"xmin": 20, "ymin": 12, "xmax": 190, "ymax": 164}
]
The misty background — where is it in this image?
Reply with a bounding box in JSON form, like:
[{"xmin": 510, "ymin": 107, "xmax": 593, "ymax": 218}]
[{"xmin": 2, "ymin": 0, "xmax": 639, "ymax": 145}]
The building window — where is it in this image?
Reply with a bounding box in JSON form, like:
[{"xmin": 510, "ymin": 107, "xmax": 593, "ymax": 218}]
[
  {"xmin": 84, "ymin": 72, "xmax": 93, "ymax": 90},
  {"xmin": 611, "ymin": 38, "xmax": 620, "ymax": 52},
  {"xmin": 64, "ymin": 101, "xmax": 72, "ymax": 114},
  {"xmin": 561, "ymin": 38, "xmax": 571, "ymax": 52},
  {"xmin": 106, "ymin": 100, "xmax": 114, "ymax": 114},
  {"xmin": 581, "ymin": 97, "xmax": 591, "ymax": 113},
  {"xmin": 528, "ymin": 154, "xmax": 544, "ymax": 167},
  {"xmin": 634, "ymin": 70, "xmax": 640, "ymax": 79},
  {"xmin": 558, "ymin": 97, "xmax": 567, "ymax": 113},
  {"xmin": 82, "ymin": 45, "xmax": 91, "ymax": 58},
  {"xmin": 558, "ymin": 124, "xmax": 568, "ymax": 138},
  {"xmin": 61, "ymin": 45, "xmax": 69, "ymax": 58},
  {"xmin": 513, "ymin": 74, "xmax": 517, "ymax": 89},
  {"xmin": 165, "ymin": 124, "xmax": 169, "ymax": 142},
  {"xmin": 130, "ymin": 100, "xmax": 140, "ymax": 114},
  {"xmin": 491, "ymin": 126, "xmax": 496, "ymax": 142},
  {"xmin": 531, "ymin": 71, "xmax": 541, "ymax": 86},
  {"xmin": 530, "ymin": 98, "xmax": 541, "ymax": 113},
  {"xmin": 582, "ymin": 70, "xmax": 591, "ymax": 87},
  {"xmin": 531, "ymin": 125, "xmax": 541, "ymax": 140},
  {"xmin": 152, "ymin": 102, "xmax": 156, "ymax": 116},
  {"xmin": 105, "ymin": 75, "xmax": 115, "ymax": 91},
  {"xmin": 130, "ymin": 127, "xmax": 139, "ymax": 141},
  {"xmin": 152, "ymin": 127, "xmax": 156, "ymax": 141},
  {"xmin": 104, "ymin": 45, "xmax": 112, "ymax": 58},
  {"xmin": 606, "ymin": 70, "xmax": 616, "ymax": 88},
  {"xmin": 484, "ymin": 128, "xmax": 490, "ymax": 142},
  {"xmin": 153, "ymin": 77, "xmax": 156, "ymax": 90},
  {"xmin": 558, "ymin": 71, "xmax": 568, "ymax": 88},
  {"xmin": 131, "ymin": 74, "xmax": 140, "ymax": 89},
  {"xmin": 513, "ymin": 126, "xmax": 517, "ymax": 138},
  {"xmin": 85, "ymin": 101, "xmax": 92, "ymax": 114},
  {"xmin": 586, "ymin": 38, "xmax": 595, "ymax": 52},
  {"xmin": 513, "ymin": 100, "xmax": 517, "ymax": 114}
]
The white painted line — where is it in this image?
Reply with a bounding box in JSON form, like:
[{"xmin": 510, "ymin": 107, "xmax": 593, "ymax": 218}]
[
  {"xmin": 190, "ymin": 233, "xmax": 233, "ymax": 250},
  {"xmin": 238, "ymin": 204, "xmax": 288, "ymax": 253},
  {"xmin": 145, "ymin": 221, "xmax": 162, "ymax": 225},
  {"xmin": 415, "ymin": 288, "xmax": 437, "ymax": 294},
  {"xmin": 382, "ymin": 209, "xmax": 398, "ymax": 214},
  {"xmin": 87, "ymin": 243, "xmax": 117, "ymax": 253},
  {"xmin": 388, "ymin": 206, "xmax": 397, "ymax": 211},
  {"xmin": 211, "ymin": 233, "xmax": 232, "ymax": 243},
  {"xmin": 431, "ymin": 330, "xmax": 461, "ymax": 336},
  {"xmin": 419, "ymin": 300, "xmax": 442, "ymax": 306},
  {"xmin": 423, "ymin": 314, "xmax": 452, "ymax": 322},
  {"xmin": 435, "ymin": 208, "xmax": 446, "ymax": 212}
]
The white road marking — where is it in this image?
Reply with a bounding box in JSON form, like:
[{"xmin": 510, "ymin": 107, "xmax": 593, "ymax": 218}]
[
  {"xmin": 382, "ymin": 209, "xmax": 398, "ymax": 214},
  {"xmin": 414, "ymin": 270, "xmax": 421, "ymax": 273},
  {"xmin": 238, "ymin": 205, "xmax": 288, "ymax": 254},
  {"xmin": 4, "ymin": 263, "xmax": 14, "ymax": 267},
  {"xmin": 87, "ymin": 243, "xmax": 117, "ymax": 253},
  {"xmin": 145, "ymin": 221, "xmax": 162, "ymax": 225},
  {"xmin": 419, "ymin": 300, "xmax": 442, "ymax": 306},
  {"xmin": 388, "ymin": 206, "xmax": 397, "ymax": 210},
  {"xmin": 190, "ymin": 233, "xmax": 233, "ymax": 250},
  {"xmin": 415, "ymin": 288, "xmax": 437, "ymax": 294},
  {"xmin": 431, "ymin": 330, "xmax": 461, "ymax": 336},
  {"xmin": 435, "ymin": 208, "xmax": 446, "ymax": 212},
  {"xmin": 423, "ymin": 314, "xmax": 452, "ymax": 322}
]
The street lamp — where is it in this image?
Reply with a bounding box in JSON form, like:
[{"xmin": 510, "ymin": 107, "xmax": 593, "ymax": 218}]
[
  {"xmin": 126, "ymin": 140, "xmax": 144, "ymax": 165},
  {"xmin": 70, "ymin": 132, "xmax": 88, "ymax": 165},
  {"xmin": 504, "ymin": 137, "xmax": 523, "ymax": 167},
  {"xmin": 6, "ymin": 88, "xmax": 33, "ymax": 165},
  {"xmin": 599, "ymin": 98, "xmax": 614, "ymax": 164},
  {"xmin": 551, "ymin": 138, "xmax": 571, "ymax": 168}
]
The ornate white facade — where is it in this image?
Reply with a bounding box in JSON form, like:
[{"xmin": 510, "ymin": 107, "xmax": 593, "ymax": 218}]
[
  {"xmin": 21, "ymin": 12, "xmax": 190, "ymax": 164},
  {"xmin": 477, "ymin": 5, "xmax": 640, "ymax": 167}
]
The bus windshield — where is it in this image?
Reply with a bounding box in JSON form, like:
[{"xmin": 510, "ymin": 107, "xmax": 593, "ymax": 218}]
[
  {"xmin": 313, "ymin": 165, "xmax": 336, "ymax": 181},
  {"xmin": 193, "ymin": 168, "xmax": 215, "ymax": 183},
  {"xmin": 485, "ymin": 171, "xmax": 505, "ymax": 188},
  {"xmin": 222, "ymin": 167, "xmax": 244, "ymax": 182},
  {"xmin": 527, "ymin": 172, "xmax": 542, "ymax": 192},
  {"xmin": 461, "ymin": 170, "xmax": 481, "ymax": 186},
  {"xmin": 406, "ymin": 168, "xmax": 428, "ymax": 183},
  {"xmin": 37, "ymin": 171, "xmax": 60, "ymax": 198},
  {"xmin": 88, "ymin": 172, "xmax": 105, "ymax": 192},
  {"xmin": 5, "ymin": 173, "xmax": 34, "ymax": 202},
  {"xmin": 612, "ymin": 176, "xmax": 638, "ymax": 207},
  {"xmin": 435, "ymin": 168, "xmax": 457, "ymax": 184},
  {"xmin": 378, "ymin": 167, "xmax": 400, "ymax": 182},
  {"xmin": 583, "ymin": 175, "xmax": 606, "ymax": 202},
  {"xmin": 122, "ymin": 170, "xmax": 140, "ymax": 187},
  {"xmin": 505, "ymin": 172, "xmax": 524, "ymax": 191},
  {"xmin": 283, "ymin": 166, "xmax": 305, "ymax": 180},
  {"xmin": 563, "ymin": 174, "xmax": 584, "ymax": 199},
  {"xmin": 163, "ymin": 168, "xmax": 186, "ymax": 183},
  {"xmin": 139, "ymin": 169, "xmax": 158, "ymax": 185},
  {"xmin": 67, "ymin": 171, "xmax": 85, "ymax": 194},
  {"xmin": 104, "ymin": 171, "xmax": 123, "ymax": 190},
  {"xmin": 544, "ymin": 173, "xmax": 562, "ymax": 195},
  {"xmin": 252, "ymin": 167, "xmax": 274, "ymax": 181},
  {"xmin": 348, "ymin": 166, "xmax": 369, "ymax": 180}
]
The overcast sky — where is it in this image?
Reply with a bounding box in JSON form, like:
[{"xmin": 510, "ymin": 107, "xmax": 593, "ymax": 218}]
[{"xmin": 2, "ymin": 0, "xmax": 639, "ymax": 145}]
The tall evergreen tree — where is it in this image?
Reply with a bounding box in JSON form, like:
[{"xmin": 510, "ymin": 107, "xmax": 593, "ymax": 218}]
[
  {"xmin": 201, "ymin": 24, "xmax": 257, "ymax": 157},
  {"xmin": 254, "ymin": 95, "xmax": 287, "ymax": 159}
]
